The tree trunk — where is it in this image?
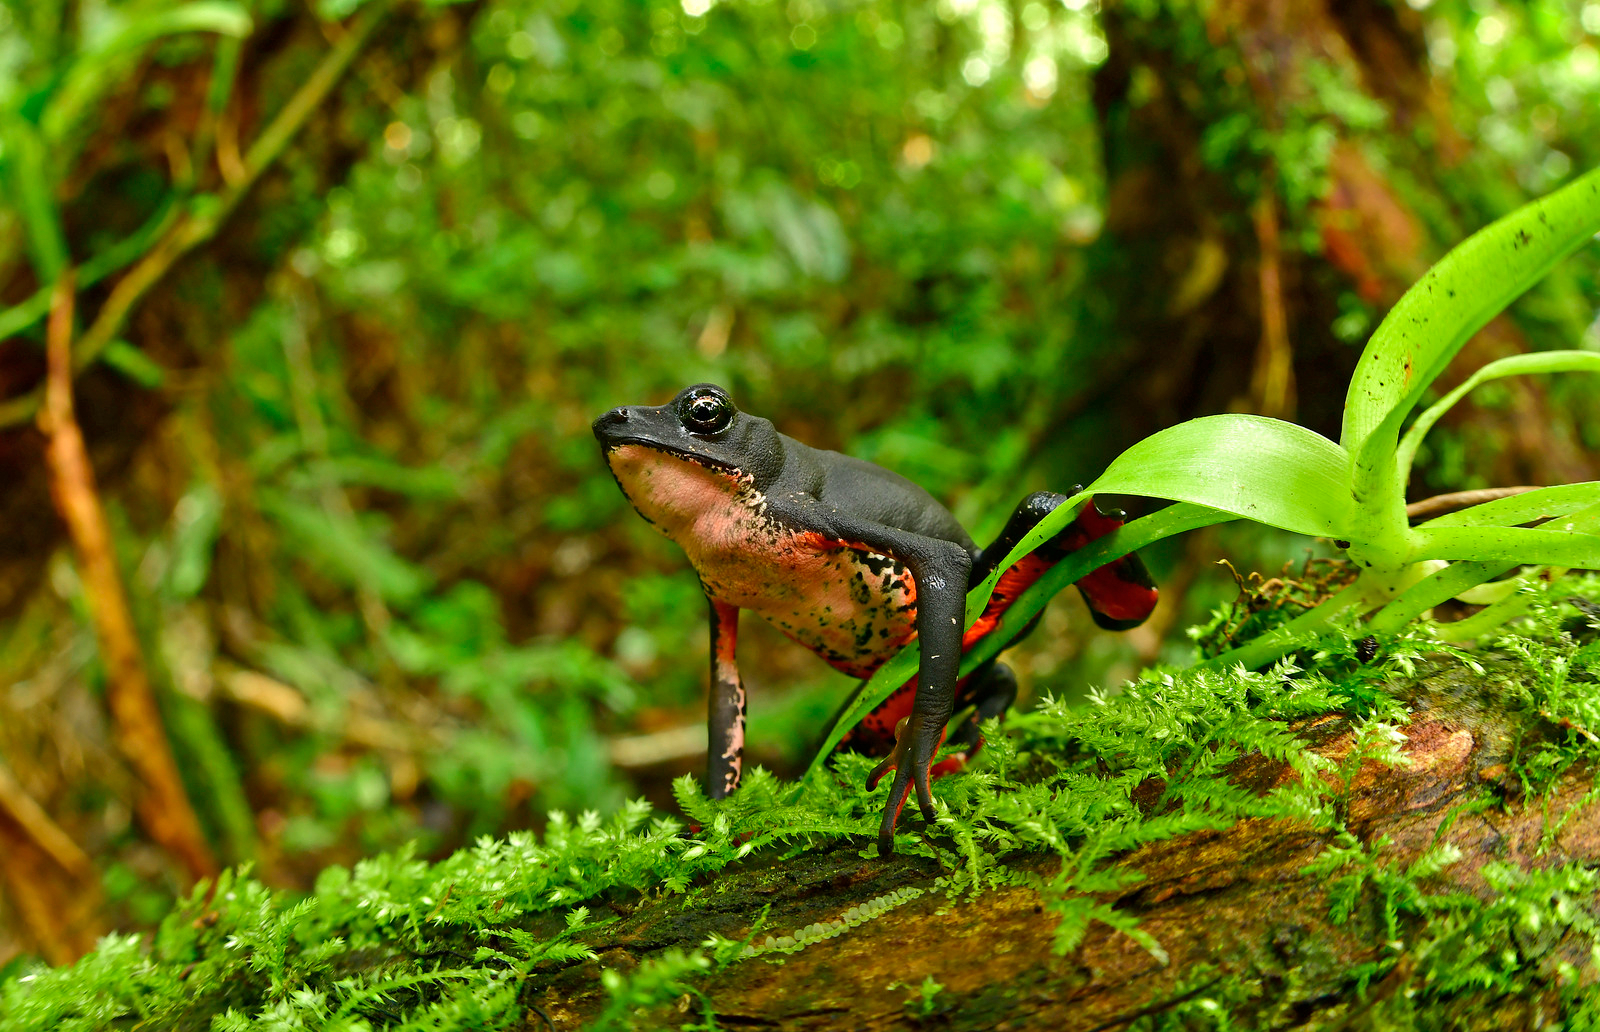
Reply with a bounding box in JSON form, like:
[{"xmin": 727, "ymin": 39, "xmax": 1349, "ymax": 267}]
[{"xmin": 526, "ymin": 656, "xmax": 1599, "ymax": 1030}]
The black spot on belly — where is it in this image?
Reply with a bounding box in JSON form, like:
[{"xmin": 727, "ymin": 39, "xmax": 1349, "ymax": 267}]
[
  {"xmin": 854, "ymin": 624, "xmax": 875, "ymax": 650},
  {"xmin": 858, "ymin": 552, "xmax": 895, "ymax": 577}
]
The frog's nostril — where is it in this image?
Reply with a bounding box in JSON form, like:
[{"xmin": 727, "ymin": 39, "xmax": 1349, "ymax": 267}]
[{"xmin": 593, "ymin": 407, "xmax": 629, "ymax": 435}]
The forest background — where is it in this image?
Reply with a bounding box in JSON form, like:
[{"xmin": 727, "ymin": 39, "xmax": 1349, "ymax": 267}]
[{"xmin": 0, "ymin": 0, "xmax": 1597, "ymax": 967}]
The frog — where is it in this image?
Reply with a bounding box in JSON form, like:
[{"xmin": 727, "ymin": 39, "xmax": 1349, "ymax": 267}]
[{"xmin": 593, "ymin": 383, "xmax": 1157, "ymax": 854}]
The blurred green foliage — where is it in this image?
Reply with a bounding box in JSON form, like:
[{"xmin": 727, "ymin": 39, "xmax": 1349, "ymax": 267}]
[{"xmin": 0, "ymin": 0, "xmax": 1596, "ymax": 960}]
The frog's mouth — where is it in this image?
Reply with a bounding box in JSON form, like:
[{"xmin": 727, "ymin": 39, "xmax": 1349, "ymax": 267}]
[
  {"xmin": 601, "ymin": 441, "xmax": 751, "ymax": 492},
  {"xmin": 592, "ymin": 405, "xmax": 744, "ymax": 476},
  {"xmin": 597, "ymin": 438, "xmax": 743, "ymax": 476}
]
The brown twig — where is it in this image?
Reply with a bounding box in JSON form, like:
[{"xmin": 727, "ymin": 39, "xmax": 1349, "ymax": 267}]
[
  {"xmin": 0, "ymin": 760, "xmax": 104, "ymax": 963},
  {"xmin": 38, "ymin": 271, "xmax": 217, "ymax": 884},
  {"xmin": 0, "ymin": 761, "xmax": 94, "ymax": 879},
  {"xmin": 1404, "ymin": 485, "xmax": 1542, "ymax": 522},
  {"xmin": 0, "ymin": 815, "xmax": 104, "ymax": 965},
  {"xmin": 0, "ymin": 0, "xmax": 393, "ymax": 428}
]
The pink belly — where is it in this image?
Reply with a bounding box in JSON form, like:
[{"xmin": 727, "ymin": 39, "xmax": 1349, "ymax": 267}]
[{"xmin": 691, "ymin": 530, "xmax": 919, "ymax": 679}]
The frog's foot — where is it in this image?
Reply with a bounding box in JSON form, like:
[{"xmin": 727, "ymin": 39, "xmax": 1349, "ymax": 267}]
[
  {"xmin": 866, "ymin": 717, "xmax": 950, "ymax": 854},
  {"xmin": 866, "ymin": 718, "xmax": 939, "ymax": 791}
]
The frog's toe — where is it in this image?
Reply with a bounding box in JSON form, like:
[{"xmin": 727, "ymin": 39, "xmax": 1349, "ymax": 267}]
[
  {"xmin": 865, "ymin": 716, "xmax": 912, "ymax": 791},
  {"xmin": 876, "ymin": 765, "xmax": 915, "ymax": 856}
]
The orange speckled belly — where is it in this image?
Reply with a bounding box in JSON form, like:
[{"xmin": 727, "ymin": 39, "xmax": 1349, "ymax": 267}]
[{"xmin": 690, "ymin": 529, "xmax": 919, "ymax": 679}]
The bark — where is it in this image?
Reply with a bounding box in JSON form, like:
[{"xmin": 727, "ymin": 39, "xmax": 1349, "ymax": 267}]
[{"xmin": 524, "ymin": 655, "xmax": 1600, "ymax": 1030}]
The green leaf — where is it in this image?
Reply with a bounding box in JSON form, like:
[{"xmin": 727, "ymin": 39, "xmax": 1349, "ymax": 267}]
[
  {"xmin": 1409, "ymin": 526, "xmax": 1600, "ymax": 567},
  {"xmin": 959, "ymin": 503, "xmax": 1232, "ymax": 677},
  {"xmin": 1370, "ymin": 500, "xmax": 1600, "ymax": 633},
  {"xmin": 102, "ymin": 339, "xmax": 168, "ymax": 388},
  {"xmin": 0, "ymin": 115, "xmax": 69, "ymax": 281},
  {"xmin": 0, "ymin": 194, "xmax": 181, "ymax": 344},
  {"xmin": 42, "ymin": 3, "xmax": 254, "ymax": 144},
  {"xmin": 1087, "ymin": 414, "xmax": 1353, "ymax": 538},
  {"xmin": 1341, "ymin": 167, "xmax": 1600, "ymax": 562},
  {"xmin": 259, "ymin": 490, "xmax": 431, "ymax": 604},
  {"xmin": 1343, "ymin": 166, "xmax": 1600, "ymax": 457},
  {"xmin": 1366, "ymin": 561, "xmax": 1516, "ymax": 635},
  {"xmin": 1397, "ymin": 352, "xmax": 1600, "ymax": 476},
  {"xmin": 1419, "ymin": 483, "xmax": 1600, "ymax": 529}
]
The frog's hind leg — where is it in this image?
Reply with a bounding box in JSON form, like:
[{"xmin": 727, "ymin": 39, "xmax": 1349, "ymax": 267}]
[{"xmin": 970, "ymin": 490, "xmax": 1158, "ymax": 634}]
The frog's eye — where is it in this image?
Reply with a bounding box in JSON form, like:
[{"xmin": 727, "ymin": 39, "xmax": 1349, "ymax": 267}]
[{"xmin": 680, "ymin": 386, "xmax": 734, "ymax": 434}]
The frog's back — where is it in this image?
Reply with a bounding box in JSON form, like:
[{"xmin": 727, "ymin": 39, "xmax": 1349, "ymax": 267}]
[{"xmin": 783, "ymin": 437, "xmax": 975, "ymax": 551}]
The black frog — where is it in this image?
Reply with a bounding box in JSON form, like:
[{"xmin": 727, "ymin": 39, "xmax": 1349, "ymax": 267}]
[{"xmin": 594, "ymin": 384, "xmax": 1157, "ymax": 853}]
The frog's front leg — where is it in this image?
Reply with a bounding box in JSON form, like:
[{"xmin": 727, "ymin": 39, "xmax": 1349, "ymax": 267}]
[
  {"xmin": 813, "ymin": 509, "xmax": 972, "ymax": 854},
  {"xmin": 706, "ymin": 597, "xmax": 746, "ymax": 799},
  {"xmin": 865, "ymin": 660, "xmax": 1017, "ymax": 797}
]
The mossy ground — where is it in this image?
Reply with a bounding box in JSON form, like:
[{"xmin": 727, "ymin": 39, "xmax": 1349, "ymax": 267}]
[{"xmin": 3, "ymin": 575, "xmax": 1599, "ymax": 1031}]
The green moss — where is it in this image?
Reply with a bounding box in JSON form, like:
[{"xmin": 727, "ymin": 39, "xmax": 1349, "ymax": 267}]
[{"xmin": 4, "ymin": 575, "xmax": 1598, "ymax": 1030}]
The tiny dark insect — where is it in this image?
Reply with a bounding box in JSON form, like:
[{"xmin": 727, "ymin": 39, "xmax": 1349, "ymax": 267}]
[{"xmin": 1355, "ymin": 635, "xmax": 1379, "ymax": 663}]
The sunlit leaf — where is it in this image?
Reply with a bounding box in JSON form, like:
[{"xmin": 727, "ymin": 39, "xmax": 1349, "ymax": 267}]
[
  {"xmin": 1410, "ymin": 526, "xmax": 1600, "ymax": 567},
  {"xmin": 1088, "ymin": 414, "xmax": 1353, "ymax": 537},
  {"xmin": 1342, "ymin": 166, "xmax": 1600, "ymax": 458},
  {"xmin": 1341, "ymin": 167, "xmax": 1600, "ymax": 560},
  {"xmin": 1371, "ymin": 501, "xmax": 1600, "ymax": 632}
]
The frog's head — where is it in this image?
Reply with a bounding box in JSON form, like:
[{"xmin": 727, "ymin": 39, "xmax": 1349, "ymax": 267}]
[{"xmin": 593, "ymin": 384, "xmax": 784, "ymax": 533}]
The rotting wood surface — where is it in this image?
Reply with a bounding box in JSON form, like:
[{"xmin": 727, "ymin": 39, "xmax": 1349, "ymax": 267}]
[{"xmin": 529, "ymin": 658, "xmax": 1599, "ymax": 1030}]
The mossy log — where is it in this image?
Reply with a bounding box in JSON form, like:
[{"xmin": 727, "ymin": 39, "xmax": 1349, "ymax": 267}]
[{"xmin": 531, "ymin": 657, "xmax": 1597, "ymax": 1030}]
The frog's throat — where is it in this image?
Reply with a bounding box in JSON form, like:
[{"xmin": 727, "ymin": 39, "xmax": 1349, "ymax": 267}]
[{"xmin": 604, "ymin": 443, "xmax": 759, "ymax": 541}]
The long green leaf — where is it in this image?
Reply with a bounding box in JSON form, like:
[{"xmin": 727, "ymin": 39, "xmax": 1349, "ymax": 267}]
[
  {"xmin": 1342, "ymin": 166, "xmax": 1600, "ymax": 456},
  {"xmin": 1419, "ymin": 483, "xmax": 1600, "ymax": 529},
  {"xmin": 1205, "ymin": 580, "xmax": 1368, "ymax": 671},
  {"xmin": 1409, "ymin": 525, "xmax": 1600, "ymax": 567},
  {"xmin": 1363, "ymin": 496, "xmax": 1600, "ymax": 630},
  {"xmin": 1087, "ymin": 414, "xmax": 1353, "ymax": 538},
  {"xmin": 1430, "ymin": 589, "xmax": 1535, "ymax": 642},
  {"xmin": 1341, "ymin": 167, "xmax": 1600, "ymax": 563},
  {"xmin": 1396, "ymin": 352, "xmax": 1600, "ymax": 476},
  {"xmin": 1366, "ymin": 561, "xmax": 1516, "ymax": 635},
  {"xmin": 1369, "ymin": 501, "xmax": 1600, "ymax": 633},
  {"xmin": 0, "ymin": 115, "xmax": 70, "ymax": 281},
  {"xmin": 42, "ymin": 3, "xmax": 254, "ymax": 144},
  {"xmin": 805, "ymin": 502, "xmax": 1234, "ymax": 777},
  {"xmin": 957, "ymin": 502, "xmax": 1232, "ymax": 675},
  {"xmin": 0, "ymin": 194, "xmax": 182, "ymax": 342}
]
